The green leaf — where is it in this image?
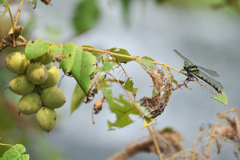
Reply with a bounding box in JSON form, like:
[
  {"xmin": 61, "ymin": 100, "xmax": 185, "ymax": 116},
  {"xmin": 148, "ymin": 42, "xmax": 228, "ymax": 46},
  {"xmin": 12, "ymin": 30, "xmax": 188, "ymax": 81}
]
[
  {"xmin": 70, "ymin": 84, "xmax": 86, "ymax": 114},
  {"xmin": 124, "ymin": 78, "xmax": 137, "ymax": 96},
  {"xmin": 94, "ymin": 55, "xmax": 115, "ymax": 73},
  {"xmin": 0, "ymin": 0, "xmax": 6, "ymax": 5},
  {"xmin": 108, "ymin": 95, "xmax": 140, "ymax": 130},
  {"xmin": 101, "ymin": 88, "xmax": 113, "ymax": 106},
  {"xmin": 212, "ymin": 91, "xmax": 228, "ymax": 105},
  {"xmin": 1, "ymin": 144, "xmax": 29, "ymax": 160},
  {"xmin": 109, "ymin": 47, "xmax": 132, "ymax": 63},
  {"xmin": 25, "ymin": 37, "xmax": 50, "ymax": 59},
  {"xmin": 71, "ymin": 48, "xmax": 96, "ymax": 96},
  {"xmin": 73, "ymin": 0, "xmax": 100, "ymax": 34},
  {"xmin": 59, "ymin": 43, "xmax": 75, "ymax": 73},
  {"xmin": 49, "ymin": 43, "xmax": 63, "ymax": 60},
  {"xmin": 139, "ymin": 59, "xmax": 155, "ymax": 69},
  {"xmin": 82, "ymin": 45, "xmax": 100, "ymax": 56},
  {"xmin": 142, "ymin": 56, "xmax": 155, "ymax": 61},
  {"xmin": 120, "ymin": 0, "xmax": 131, "ymax": 25},
  {"xmin": 17, "ymin": 154, "xmax": 30, "ymax": 160},
  {"xmin": 26, "ymin": 0, "xmax": 37, "ymax": 9},
  {"xmin": 0, "ymin": 0, "xmax": 8, "ymax": 17}
]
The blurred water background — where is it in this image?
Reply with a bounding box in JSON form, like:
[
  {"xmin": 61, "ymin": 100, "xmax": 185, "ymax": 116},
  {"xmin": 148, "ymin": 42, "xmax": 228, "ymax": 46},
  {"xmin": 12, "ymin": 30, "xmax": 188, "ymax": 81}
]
[{"xmin": 1, "ymin": 0, "xmax": 240, "ymax": 160}]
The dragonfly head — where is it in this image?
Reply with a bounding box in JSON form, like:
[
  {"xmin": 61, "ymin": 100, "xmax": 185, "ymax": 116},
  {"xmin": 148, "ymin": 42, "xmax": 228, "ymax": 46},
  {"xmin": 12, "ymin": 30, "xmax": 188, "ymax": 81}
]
[{"xmin": 183, "ymin": 61, "xmax": 189, "ymax": 70}]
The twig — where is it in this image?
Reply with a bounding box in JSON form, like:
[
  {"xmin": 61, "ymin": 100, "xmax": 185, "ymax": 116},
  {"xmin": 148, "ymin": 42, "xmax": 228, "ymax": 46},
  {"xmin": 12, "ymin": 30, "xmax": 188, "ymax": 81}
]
[
  {"xmin": 192, "ymin": 128, "xmax": 209, "ymax": 160},
  {"xmin": 82, "ymin": 47, "xmax": 218, "ymax": 95},
  {"xmin": 15, "ymin": 0, "xmax": 24, "ymax": 24}
]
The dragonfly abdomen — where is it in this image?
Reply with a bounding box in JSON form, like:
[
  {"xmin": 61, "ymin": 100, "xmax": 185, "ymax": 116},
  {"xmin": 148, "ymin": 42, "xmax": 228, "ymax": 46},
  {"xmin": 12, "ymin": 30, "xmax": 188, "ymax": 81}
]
[{"xmin": 194, "ymin": 72, "xmax": 222, "ymax": 94}]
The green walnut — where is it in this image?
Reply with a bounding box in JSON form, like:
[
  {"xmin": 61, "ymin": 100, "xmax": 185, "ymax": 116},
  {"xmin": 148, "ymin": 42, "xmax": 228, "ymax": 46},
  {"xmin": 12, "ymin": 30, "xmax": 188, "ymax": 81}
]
[
  {"xmin": 26, "ymin": 62, "xmax": 48, "ymax": 84},
  {"xmin": 9, "ymin": 75, "xmax": 35, "ymax": 95},
  {"xmin": 36, "ymin": 107, "xmax": 57, "ymax": 133},
  {"xmin": 40, "ymin": 66, "xmax": 60, "ymax": 89},
  {"xmin": 35, "ymin": 51, "xmax": 53, "ymax": 65},
  {"xmin": 18, "ymin": 92, "xmax": 42, "ymax": 115},
  {"xmin": 5, "ymin": 52, "xmax": 30, "ymax": 74},
  {"xmin": 41, "ymin": 87, "xmax": 66, "ymax": 109}
]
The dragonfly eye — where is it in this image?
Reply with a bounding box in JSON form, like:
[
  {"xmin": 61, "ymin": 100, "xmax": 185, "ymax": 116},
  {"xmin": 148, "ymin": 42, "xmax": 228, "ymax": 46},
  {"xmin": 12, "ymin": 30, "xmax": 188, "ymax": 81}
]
[{"xmin": 184, "ymin": 64, "xmax": 188, "ymax": 69}]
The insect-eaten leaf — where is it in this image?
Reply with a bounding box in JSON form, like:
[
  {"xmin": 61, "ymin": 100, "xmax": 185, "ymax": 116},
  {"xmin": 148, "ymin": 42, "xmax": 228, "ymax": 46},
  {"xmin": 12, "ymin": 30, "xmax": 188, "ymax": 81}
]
[
  {"xmin": 71, "ymin": 47, "xmax": 96, "ymax": 96},
  {"xmin": 212, "ymin": 91, "xmax": 228, "ymax": 105},
  {"xmin": 109, "ymin": 47, "xmax": 132, "ymax": 63},
  {"xmin": 124, "ymin": 78, "xmax": 137, "ymax": 96},
  {"xmin": 1, "ymin": 144, "xmax": 29, "ymax": 160},
  {"xmin": 59, "ymin": 43, "xmax": 75, "ymax": 73},
  {"xmin": 108, "ymin": 95, "xmax": 140, "ymax": 130},
  {"xmin": 142, "ymin": 117, "xmax": 156, "ymax": 129},
  {"xmin": 101, "ymin": 88, "xmax": 113, "ymax": 106},
  {"xmin": 25, "ymin": 37, "xmax": 50, "ymax": 59},
  {"xmin": 70, "ymin": 84, "xmax": 86, "ymax": 114},
  {"xmin": 94, "ymin": 55, "xmax": 115, "ymax": 74},
  {"xmin": 139, "ymin": 59, "xmax": 155, "ymax": 69},
  {"xmin": 73, "ymin": 0, "xmax": 100, "ymax": 34}
]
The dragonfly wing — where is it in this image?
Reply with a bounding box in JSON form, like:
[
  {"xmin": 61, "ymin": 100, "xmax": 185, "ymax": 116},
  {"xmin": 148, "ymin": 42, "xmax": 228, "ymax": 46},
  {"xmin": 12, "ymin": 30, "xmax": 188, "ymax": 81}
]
[
  {"xmin": 198, "ymin": 66, "xmax": 219, "ymax": 77},
  {"xmin": 198, "ymin": 71, "xmax": 223, "ymax": 89},
  {"xmin": 173, "ymin": 49, "xmax": 194, "ymax": 65}
]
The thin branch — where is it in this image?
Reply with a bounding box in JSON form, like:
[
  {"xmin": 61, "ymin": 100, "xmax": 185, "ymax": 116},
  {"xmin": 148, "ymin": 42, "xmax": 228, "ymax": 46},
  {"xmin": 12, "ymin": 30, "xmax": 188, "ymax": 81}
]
[
  {"xmin": 14, "ymin": 0, "xmax": 24, "ymax": 24},
  {"xmin": 6, "ymin": 2, "xmax": 15, "ymax": 30},
  {"xmin": 82, "ymin": 47, "xmax": 218, "ymax": 95},
  {"xmin": 192, "ymin": 128, "xmax": 209, "ymax": 160}
]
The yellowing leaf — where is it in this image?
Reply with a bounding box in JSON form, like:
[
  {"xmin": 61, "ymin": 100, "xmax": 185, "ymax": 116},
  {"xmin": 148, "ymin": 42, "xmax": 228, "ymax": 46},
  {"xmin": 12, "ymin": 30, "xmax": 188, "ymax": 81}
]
[
  {"xmin": 212, "ymin": 90, "xmax": 228, "ymax": 105},
  {"xmin": 142, "ymin": 117, "xmax": 156, "ymax": 129}
]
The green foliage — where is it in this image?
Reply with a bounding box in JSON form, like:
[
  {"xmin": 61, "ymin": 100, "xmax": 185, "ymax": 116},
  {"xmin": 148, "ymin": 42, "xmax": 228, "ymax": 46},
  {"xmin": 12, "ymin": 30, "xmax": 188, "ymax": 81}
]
[
  {"xmin": 124, "ymin": 78, "xmax": 137, "ymax": 96},
  {"xmin": 0, "ymin": 0, "xmax": 8, "ymax": 17},
  {"xmin": 71, "ymin": 84, "xmax": 86, "ymax": 114},
  {"xmin": 0, "ymin": 144, "xmax": 29, "ymax": 160},
  {"xmin": 94, "ymin": 54, "xmax": 115, "ymax": 73},
  {"xmin": 71, "ymin": 49, "xmax": 96, "ymax": 96},
  {"xmin": 109, "ymin": 47, "xmax": 132, "ymax": 63},
  {"xmin": 59, "ymin": 43, "xmax": 76, "ymax": 73},
  {"xmin": 120, "ymin": 0, "xmax": 131, "ymax": 24},
  {"xmin": 139, "ymin": 59, "xmax": 155, "ymax": 69},
  {"xmin": 25, "ymin": 37, "xmax": 50, "ymax": 59},
  {"xmin": 108, "ymin": 95, "xmax": 140, "ymax": 130},
  {"xmin": 212, "ymin": 90, "xmax": 228, "ymax": 105},
  {"xmin": 73, "ymin": 0, "xmax": 100, "ymax": 34}
]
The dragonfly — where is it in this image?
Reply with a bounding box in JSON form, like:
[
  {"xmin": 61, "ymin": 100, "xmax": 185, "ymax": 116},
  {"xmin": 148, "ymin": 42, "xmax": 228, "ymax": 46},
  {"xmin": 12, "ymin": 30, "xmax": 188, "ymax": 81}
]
[{"xmin": 174, "ymin": 49, "xmax": 223, "ymax": 94}]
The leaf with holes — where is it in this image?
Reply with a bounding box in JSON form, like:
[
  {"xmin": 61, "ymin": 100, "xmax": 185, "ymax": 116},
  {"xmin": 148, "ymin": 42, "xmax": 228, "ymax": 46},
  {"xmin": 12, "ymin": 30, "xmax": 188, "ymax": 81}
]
[
  {"xmin": 59, "ymin": 43, "xmax": 76, "ymax": 73},
  {"xmin": 139, "ymin": 59, "xmax": 155, "ymax": 69},
  {"xmin": 25, "ymin": 37, "xmax": 50, "ymax": 59},
  {"xmin": 109, "ymin": 47, "xmax": 132, "ymax": 63},
  {"xmin": 1, "ymin": 144, "xmax": 29, "ymax": 160},
  {"xmin": 108, "ymin": 95, "xmax": 140, "ymax": 130},
  {"xmin": 94, "ymin": 55, "xmax": 115, "ymax": 74},
  {"xmin": 124, "ymin": 78, "xmax": 137, "ymax": 96}
]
